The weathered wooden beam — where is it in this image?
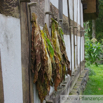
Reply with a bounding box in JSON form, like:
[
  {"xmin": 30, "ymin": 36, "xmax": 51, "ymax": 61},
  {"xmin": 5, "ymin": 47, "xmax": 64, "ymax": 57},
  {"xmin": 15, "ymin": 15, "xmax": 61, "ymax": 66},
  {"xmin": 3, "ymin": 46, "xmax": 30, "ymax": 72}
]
[
  {"xmin": 80, "ymin": 2, "xmax": 82, "ymax": 74},
  {"xmin": 20, "ymin": 2, "xmax": 30, "ymax": 103},
  {"xmin": 27, "ymin": 2, "xmax": 34, "ymax": 103},
  {"xmin": 0, "ymin": 50, "xmax": 4, "ymax": 103},
  {"xmin": 67, "ymin": 0, "xmax": 73, "ymax": 73},
  {"xmin": 67, "ymin": 0, "xmax": 70, "ymax": 26},
  {"xmin": 44, "ymin": 0, "xmax": 50, "ymax": 30},
  {"xmin": 58, "ymin": 0, "xmax": 63, "ymax": 27}
]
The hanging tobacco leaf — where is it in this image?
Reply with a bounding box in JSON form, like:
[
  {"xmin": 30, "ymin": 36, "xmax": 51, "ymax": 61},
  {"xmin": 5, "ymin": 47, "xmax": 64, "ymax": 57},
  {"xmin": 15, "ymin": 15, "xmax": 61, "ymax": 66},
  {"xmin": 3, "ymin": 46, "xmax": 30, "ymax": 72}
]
[
  {"xmin": 43, "ymin": 24, "xmax": 54, "ymax": 59},
  {"xmin": 37, "ymin": 73, "xmax": 50, "ymax": 103},
  {"xmin": 41, "ymin": 30, "xmax": 52, "ymax": 81},
  {"xmin": 58, "ymin": 27, "xmax": 65, "ymax": 43},
  {"xmin": 31, "ymin": 13, "xmax": 42, "ymax": 83},
  {"xmin": 31, "ymin": 14, "xmax": 71, "ymax": 102},
  {"xmin": 58, "ymin": 27, "xmax": 71, "ymax": 76},
  {"xmin": 31, "ymin": 13, "xmax": 52, "ymax": 103},
  {"xmin": 43, "ymin": 24, "xmax": 57, "ymax": 87},
  {"xmin": 51, "ymin": 20, "xmax": 63, "ymax": 90}
]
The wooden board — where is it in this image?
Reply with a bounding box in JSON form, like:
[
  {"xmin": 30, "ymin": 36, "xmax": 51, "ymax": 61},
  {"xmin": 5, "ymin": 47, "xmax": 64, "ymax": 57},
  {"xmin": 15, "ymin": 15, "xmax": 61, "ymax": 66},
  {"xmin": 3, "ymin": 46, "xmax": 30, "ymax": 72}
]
[
  {"xmin": 20, "ymin": 2, "xmax": 30, "ymax": 103},
  {"xmin": 0, "ymin": 50, "xmax": 4, "ymax": 103},
  {"xmin": 83, "ymin": 0, "xmax": 96, "ymax": 13},
  {"xmin": 20, "ymin": 2, "xmax": 34, "ymax": 103}
]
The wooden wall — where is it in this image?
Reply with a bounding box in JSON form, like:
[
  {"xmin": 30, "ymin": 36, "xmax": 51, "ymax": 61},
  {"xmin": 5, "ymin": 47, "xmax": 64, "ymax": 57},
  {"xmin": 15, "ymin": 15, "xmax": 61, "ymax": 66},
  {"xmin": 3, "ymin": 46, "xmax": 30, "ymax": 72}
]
[{"xmin": 0, "ymin": 0, "xmax": 85, "ymax": 103}]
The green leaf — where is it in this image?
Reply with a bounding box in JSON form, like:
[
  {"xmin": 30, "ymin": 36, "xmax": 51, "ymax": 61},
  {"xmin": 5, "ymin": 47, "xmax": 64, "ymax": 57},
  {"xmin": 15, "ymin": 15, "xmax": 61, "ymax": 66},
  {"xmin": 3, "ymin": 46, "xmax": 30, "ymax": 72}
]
[{"xmin": 46, "ymin": 38, "xmax": 54, "ymax": 57}]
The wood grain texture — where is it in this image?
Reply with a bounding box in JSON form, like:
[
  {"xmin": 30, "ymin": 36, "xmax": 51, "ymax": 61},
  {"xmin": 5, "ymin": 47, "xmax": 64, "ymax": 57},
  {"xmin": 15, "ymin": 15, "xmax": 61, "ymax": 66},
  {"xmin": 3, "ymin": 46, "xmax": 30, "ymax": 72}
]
[
  {"xmin": 84, "ymin": 0, "xmax": 96, "ymax": 13},
  {"xmin": 44, "ymin": 0, "xmax": 50, "ymax": 30},
  {"xmin": 27, "ymin": 3, "xmax": 34, "ymax": 103},
  {"xmin": 58, "ymin": 0, "xmax": 63, "ymax": 27},
  {"xmin": 0, "ymin": 50, "xmax": 4, "ymax": 103},
  {"xmin": 20, "ymin": 2, "xmax": 30, "ymax": 103},
  {"xmin": 0, "ymin": 0, "xmax": 20, "ymax": 18}
]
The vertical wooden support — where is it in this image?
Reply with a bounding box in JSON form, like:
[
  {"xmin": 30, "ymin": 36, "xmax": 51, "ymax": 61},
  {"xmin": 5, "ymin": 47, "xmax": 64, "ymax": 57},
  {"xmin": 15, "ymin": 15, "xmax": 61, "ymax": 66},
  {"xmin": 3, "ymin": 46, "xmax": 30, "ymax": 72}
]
[
  {"xmin": 44, "ymin": 0, "xmax": 50, "ymax": 30},
  {"xmin": 81, "ymin": 2, "xmax": 85, "ymax": 71},
  {"xmin": 28, "ymin": 2, "xmax": 35, "ymax": 103},
  {"xmin": 73, "ymin": 0, "xmax": 78, "ymax": 70},
  {"xmin": 80, "ymin": 0, "xmax": 82, "ymax": 73},
  {"xmin": 77, "ymin": 0, "xmax": 81, "ymax": 69},
  {"xmin": 20, "ymin": 1, "xmax": 36, "ymax": 103},
  {"xmin": 58, "ymin": 0, "xmax": 63, "ymax": 27},
  {"xmin": 20, "ymin": 2, "xmax": 30, "ymax": 103},
  {"xmin": 0, "ymin": 50, "xmax": 4, "ymax": 103},
  {"xmin": 75, "ymin": 0, "xmax": 78, "ymax": 70},
  {"xmin": 73, "ymin": 0, "xmax": 76, "ymax": 71},
  {"xmin": 78, "ymin": 0, "xmax": 81, "ymax": 68},
  {"xmin": 67, "ymin": 0, "xmax": 73, "ymax": 73}
]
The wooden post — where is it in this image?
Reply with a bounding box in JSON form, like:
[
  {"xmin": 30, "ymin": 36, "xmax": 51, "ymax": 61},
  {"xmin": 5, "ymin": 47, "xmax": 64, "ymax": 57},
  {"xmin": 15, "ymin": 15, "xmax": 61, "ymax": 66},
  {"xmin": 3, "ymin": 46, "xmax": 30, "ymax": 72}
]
[
  {"xmin": 44, "ymin": 0, "xmax": 50, "ymax": 30},
  {"xmin": 74, "ymin": 0, "xmax": 78, "ymax": 70},
  {"xmin": 0, "ymin": 50, "xmax": 4, "ymax": 103},
  {"xmin": 92, "ymin": 20, "xmax": 96, "ymax": 38},
  {"xmin": 80, "ymin": 1, "xmax": 82, "ymax": 73},
  {"xmin": 20, "ymin": 1, "xmax": 37, "ymax": 103},
  {"xmin": 77, "ymin": 0, "xmax": 81, "ymax": 69},
  {"xmin": 20, "ymin": 2, "xmax": 30, "ymax": 103},
  {"xmin": 58, "ymin": 0, "xmax": 63, "ymax": 27},
  {"xmin": 28, "ymin": 2, "xmax": 36, "ymax": 103},
  {"xmin": 67, "ymin": 0, "xmax": 73, "ymax": 73},
  {"xmin": 73, "ymin": 0, "xmax": 76, "ymax": 71}
]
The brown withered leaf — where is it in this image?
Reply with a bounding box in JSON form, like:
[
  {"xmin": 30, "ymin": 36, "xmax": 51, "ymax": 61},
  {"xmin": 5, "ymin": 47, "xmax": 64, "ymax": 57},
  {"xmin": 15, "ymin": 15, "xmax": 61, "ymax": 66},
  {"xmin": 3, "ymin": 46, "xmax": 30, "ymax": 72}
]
[
  {"xmin": 58, "ymin": 28, "xmax": 71, "ymax": 76},
  {"xmin": 31, "ymin": 13, "xmax": 42, "ymax": 83}
]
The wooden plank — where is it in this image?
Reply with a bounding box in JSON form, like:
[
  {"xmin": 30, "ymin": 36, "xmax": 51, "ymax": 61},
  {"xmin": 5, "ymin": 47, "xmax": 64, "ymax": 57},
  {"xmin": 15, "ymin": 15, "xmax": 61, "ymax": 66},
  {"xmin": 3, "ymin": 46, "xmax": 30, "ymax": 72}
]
[
  {"xmin": 83, "ymin": 0, "xmax": 96, "ymax": 13},
  {"xmin": 67, "ymin": 0, "xmax": 70, "ymax": 26},
  {"xmin": 44, "ymin": 0, "xmax": 50, "ymax": 30},
  {"xmin": 27, "ymin": 2, "xmax": 34, "ymax": 103},
  {"xmin": 0, "ymin": 50, "xmax": 4, "ymax": 103},
  {"xmin": 20, "ymin": 2, "xmax": 30, "ymax": 103},
  {"xmin": 0, "ymin": 0, "xmax": 20, "ymax": 18},
  {"xmin": 73, "ymin": 0, "xmax": 76, "ymax": 70},
  {"xmin": 67, "ymin": 0, "xmax": 73, "ymax": 73},
  {"xmin": 58, "ymin": 0, "xmax": 63, "ymax": 27},
  {"xmin": 80, "ymin": 1, "xmax": 82, "ymax": 74},
  {"xmin": 76, "ymin": 31, "xmax": 78, "ymax": 68}
]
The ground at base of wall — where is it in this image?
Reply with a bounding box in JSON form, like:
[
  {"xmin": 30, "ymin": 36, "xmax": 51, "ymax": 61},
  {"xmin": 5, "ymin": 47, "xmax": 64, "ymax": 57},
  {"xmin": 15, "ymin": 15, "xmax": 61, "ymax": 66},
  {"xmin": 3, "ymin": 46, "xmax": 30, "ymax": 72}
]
[{"xmin": 69, "ymin": 68, "xmax": 89, "ymax": 95}]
